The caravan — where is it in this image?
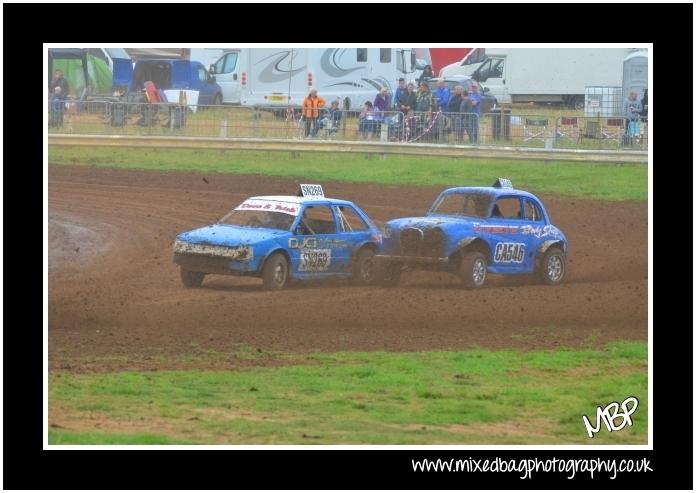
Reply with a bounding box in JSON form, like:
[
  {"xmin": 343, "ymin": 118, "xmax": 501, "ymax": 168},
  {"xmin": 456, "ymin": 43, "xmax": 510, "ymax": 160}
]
[{"xmin": 206, "ymin": 48, "xmax": 425, "ymax": 109}]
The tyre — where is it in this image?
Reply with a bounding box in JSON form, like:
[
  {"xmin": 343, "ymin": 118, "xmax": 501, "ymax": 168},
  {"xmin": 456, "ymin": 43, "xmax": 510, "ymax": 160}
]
[
  {"xmin": 379, "ymin": 261, "xmax": 402, "ymax": 288},
  {"xmin": 262, "ymin": 253, "xmax": 289, "ymax": 290},
  {"xmin": 353, "ymin": 248, "xmax": 377, "ymax": 285},
  {"xmin": 460, "ymin": 251, "xmax": 487, "ymax": 289},
  {"xmin": 180, "ymin": 267, "xmax": 205, "ymax": 288},
  {"xmin": 537, "ymin": 247, "xmax": 566, "ymax": 285}
]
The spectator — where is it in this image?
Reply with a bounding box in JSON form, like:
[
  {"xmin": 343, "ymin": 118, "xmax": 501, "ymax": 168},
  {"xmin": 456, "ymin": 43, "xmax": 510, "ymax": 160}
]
[
  {"xmin": 415, "ymin": 82, "xmax": 433, "ymax": 113},
  {"xmin": 398, "ymin": 81, "xmax": 417, "ymax": 115},
  {"xmin": 49, "ymin": 86, "xmax": 66, "ymax": 127},
  {"xmin": 49, "ymin": 69, "xmax": 69, "ymax": 97},
  {"xmin": 448, "ymin": 85, "xmax": 464, "ymax": 143},
  {"xmin": 373, "ymin": 87, "xmax": 390, "ymax": 114},
  {"xmin": 468, "ymin": 82, "xmax": 482, "ymax": 144},
  {"xmin": 358, "ymin": 101, "xmax": 380, "ymax": 139},
  {"xmin": 303, "ymin": 88, "xmax": 326, "ymax": 137},
  {"xmin": 640, "ymin": 88, "xmax": 648, "ymax": 121},
  {"xmin": 623, "ymin": 90, "xmax": 643, "ymax": 143},
  {"xmin": 418, "ymin": 65, "xmax": 434, "ymax": 85},
  {"xmin": 393, "ymin": 78, "xmax": 406, "ymax": 110},
  {"xmin": 434, "ymin": 79, "xmax": 450, "ymax": 114},
  {"xmin": 459, "ymin": 90, "xmax": 475, "ymax": 144},
  {"xmin": 318, "ymin": 99, "xmax": 342, "ymax": 135}
]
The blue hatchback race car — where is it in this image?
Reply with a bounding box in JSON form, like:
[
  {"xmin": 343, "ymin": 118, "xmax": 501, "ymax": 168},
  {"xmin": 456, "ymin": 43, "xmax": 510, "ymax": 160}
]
[
  {"xmin": 173, "ymin": 185, "xmax": 382, "ymax": 290},
  {"xmin": 376, "ymin": 179, "xmax": 568, "ymax": 288}
]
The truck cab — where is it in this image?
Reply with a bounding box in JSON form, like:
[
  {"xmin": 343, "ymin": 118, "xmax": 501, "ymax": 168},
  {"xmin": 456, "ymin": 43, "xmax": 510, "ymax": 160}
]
[{"xmin": 209, "ymin": 51, "xmax": 242, "ymax": 104}]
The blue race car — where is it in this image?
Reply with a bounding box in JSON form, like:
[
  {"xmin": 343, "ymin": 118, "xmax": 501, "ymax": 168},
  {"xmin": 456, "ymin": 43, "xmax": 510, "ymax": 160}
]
[
  {"xmin": 173, "ymin": 185, "xmax": 382, "ymax": 290},
  {"xmin": 376, "ymin": 179, "xmax": 568, "ymax": 288}
]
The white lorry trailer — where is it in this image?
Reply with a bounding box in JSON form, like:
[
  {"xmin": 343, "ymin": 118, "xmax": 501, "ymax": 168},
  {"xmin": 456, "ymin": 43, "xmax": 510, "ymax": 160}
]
[
  {"xmin": 193, "ymin": 48, "xmax": 425, "ymax": 110},
  {"xmin": 439, "ymin": 48, "xmax": 635, "ymax": 107}
]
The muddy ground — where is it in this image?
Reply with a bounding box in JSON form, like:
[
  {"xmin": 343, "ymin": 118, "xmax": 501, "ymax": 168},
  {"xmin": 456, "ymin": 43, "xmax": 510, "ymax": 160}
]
[{"xmin": 48, "ymin": 165, "xmax": 648, "ymax": 371}]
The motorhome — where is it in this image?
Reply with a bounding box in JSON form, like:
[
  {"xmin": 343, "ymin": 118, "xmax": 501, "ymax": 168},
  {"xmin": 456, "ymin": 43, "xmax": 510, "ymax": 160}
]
[
  {"xmin": 204, "ymin": 48, "xmax": 426, "ymax": 109},
  {"xmin": 439, "ymin": 48, "xmax": 636, "ymax": 107}
]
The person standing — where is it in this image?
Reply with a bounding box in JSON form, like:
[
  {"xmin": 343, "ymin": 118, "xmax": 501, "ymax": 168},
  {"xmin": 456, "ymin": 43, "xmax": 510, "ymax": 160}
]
[
  {"xmin": 418, "ymin": 65, "xmax": 434, "ymax": 85},
  {"xmin": 459, "ymin": 90, "xmax": 474, "ymax": 144},
  {"xmin": 393, "ymin": 78, "xmax": 406, "ymax": 111},
  {"xmin": 434, "ymin": 79, "xmax": 450, "ymax": 114},
  {"xmin": 623, "ymin": 90, "xmax": 643, "ymax": 144},
  {"xmin": 415, "ymin": 82, "xmax": 433, "ymax": 113},
  {"xmin": 398, "ymin": 81, "xmax": 417, "ymax": 115},
  {"xmin": 49, "ymin": 69, "xmax": 70, "ymax": 96},
  {"xmin": 373, "ymin": 87, "xmax": 390, "ymax": 114},
  {"xmin": 468, "ymin": 82, "xmax": 482, "ymax": 144},
  {"xmin": 448, "ymin": 85, "xmax": 464, "ymax": 143},
  {"xmin": 303, "ymin": 89, "xmax": 326, "ymax": 137}
]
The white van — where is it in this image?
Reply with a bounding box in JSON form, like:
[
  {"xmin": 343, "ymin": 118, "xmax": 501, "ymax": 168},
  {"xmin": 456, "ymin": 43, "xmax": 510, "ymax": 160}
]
[{"xmin": 207, "ymin": 48, "xmax": 425, "ymax": 109}]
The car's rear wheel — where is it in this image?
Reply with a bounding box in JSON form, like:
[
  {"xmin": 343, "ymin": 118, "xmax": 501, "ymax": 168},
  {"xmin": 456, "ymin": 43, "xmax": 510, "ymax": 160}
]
[
  {"xmin": 379, "ymin": 261, "xmax": 402, "ymax": 288},
  {"xmin": 537, "ymin": 247, "xmax": 566, "ymax": 285},
  {"xmin": 262, "ymin": 253, "xmax": 289, "ymax": 290},
  {"xmin": 180, "ymin": 267, "xmax": 205, "ymax": 288},
  {"xmin": 460, "ymin": 251, "xmax": 487, "ymax": 289},
  {"xmin": 353, "ymin": 248, "xmax": 377, "ymax": 285}
]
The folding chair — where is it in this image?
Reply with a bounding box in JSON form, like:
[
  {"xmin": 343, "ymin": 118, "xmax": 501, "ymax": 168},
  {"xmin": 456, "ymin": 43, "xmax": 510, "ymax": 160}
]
[
  {"xmin": 555, "ymin": 116, "xmax": 580, "ymax": 143},
  {"xmin": 602, "ymin": 117, "xmax": 625, "ymax": 145},
  {"xmin": 523, "ymin": 117, "xmax": 548, "ymax": 142}
]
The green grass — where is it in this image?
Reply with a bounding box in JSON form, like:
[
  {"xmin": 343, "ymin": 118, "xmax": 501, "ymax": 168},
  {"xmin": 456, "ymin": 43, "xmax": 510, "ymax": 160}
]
[
  {"xmin": 48, "ymin": 148, "xmax": 647, "ymax": 200},
  {"xmin": 49, "ymin": 341, "xmax": 648, "ymax": 445}
]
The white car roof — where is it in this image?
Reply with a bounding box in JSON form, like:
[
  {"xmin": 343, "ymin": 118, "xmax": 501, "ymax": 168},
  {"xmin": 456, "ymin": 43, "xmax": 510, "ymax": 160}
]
[{"xmin": 248, "ymin": 195, "xmax": 336, "ymax": 204}]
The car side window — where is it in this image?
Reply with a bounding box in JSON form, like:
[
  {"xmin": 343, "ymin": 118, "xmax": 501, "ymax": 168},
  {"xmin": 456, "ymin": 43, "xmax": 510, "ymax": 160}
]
[
  {"xmin": 296, "ymin": 205, "xmax": 336, "ymax": 235},
  {"xmin": 197, "ymin": 66, "xmax": 207, "ymax": 82},
  {"xmin": 492, "ymin": 197, "xmax": 523, "ymax": 220},
  {"xmin": 525, "ymin": 200, "xmax": 543, "ymax": 222},
  {"xmin": 334, "ymin": 206, "xmax": 369, "ymax": 232},
  {"xmin": 223, "ymin": 53, "xmax": 238, "ymax": 73}
]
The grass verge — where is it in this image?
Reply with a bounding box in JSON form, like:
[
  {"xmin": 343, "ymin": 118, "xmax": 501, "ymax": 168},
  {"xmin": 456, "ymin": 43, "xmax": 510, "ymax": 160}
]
[
  {"xmin": 48, "ymin": 148, "xmax": 646, "ymax": 201},
  {"xmin": 49, "ymin": 341, "xmax": 647, "ymax": 445}
]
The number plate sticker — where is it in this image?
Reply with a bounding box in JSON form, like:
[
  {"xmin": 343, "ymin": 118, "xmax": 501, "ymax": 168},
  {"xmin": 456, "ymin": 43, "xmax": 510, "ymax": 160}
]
[
  {"xmin": 299, "ymin": 249, "xmax": 331, "ymax": 272},
  {"xmin": 494, "ymin": 242, "xmax": 526, "ymax": 263}
]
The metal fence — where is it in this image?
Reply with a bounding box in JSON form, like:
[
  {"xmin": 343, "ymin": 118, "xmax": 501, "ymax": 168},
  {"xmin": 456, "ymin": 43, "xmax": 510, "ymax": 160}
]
[{"xmin": 47, "ymin": 100, "xmax": 648, "ymax": 150}]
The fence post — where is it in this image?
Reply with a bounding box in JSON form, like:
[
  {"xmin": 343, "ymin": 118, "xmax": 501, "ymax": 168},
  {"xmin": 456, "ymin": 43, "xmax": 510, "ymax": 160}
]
[{"xmin": 220, "ymin": 119, "xmax": 228, "ymax": 138}]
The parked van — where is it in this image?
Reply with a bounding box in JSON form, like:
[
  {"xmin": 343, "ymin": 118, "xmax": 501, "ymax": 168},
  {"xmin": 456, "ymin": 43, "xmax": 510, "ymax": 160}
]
[
  {"xmin": 113, "ymin": 58, "xmax": 223, "ymax": 105},
  {"xmin": 206, "ymin": 48, "xmax": 426, "ymax": 109},
  {"xmin": 440, "ymin": 48, "xmax": 637, "ymax": 108}
]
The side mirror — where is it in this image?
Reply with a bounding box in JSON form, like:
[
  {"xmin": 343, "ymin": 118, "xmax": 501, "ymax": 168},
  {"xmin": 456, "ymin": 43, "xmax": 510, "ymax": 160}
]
[
  {"xmin": 209, "ymin": 64, "xmax": 216, "ymax": 74},
  {"xmin": 483, "ymin": 87, "xmax": 490, "ymax": 94}
]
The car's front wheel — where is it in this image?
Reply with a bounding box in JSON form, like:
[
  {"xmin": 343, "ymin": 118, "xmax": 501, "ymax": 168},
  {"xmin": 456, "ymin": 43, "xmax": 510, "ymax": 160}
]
[
  {"xmin": 537, "ymin": 247, "xmax": 566, "ymax": 285},
  {"xmin": 180, "ymin": 267, "xmax": 205, "ymax": 288},
  {"xmin": 262, "ymin": 253, "xmax": 289, "ymax": 290},
  {"xmin": 460, "ymin": 251, "xmax": 487, "ymax": 289},
  {"xmin": 353, "ymin": 248, "xmax": 377, "ymax": 285}
]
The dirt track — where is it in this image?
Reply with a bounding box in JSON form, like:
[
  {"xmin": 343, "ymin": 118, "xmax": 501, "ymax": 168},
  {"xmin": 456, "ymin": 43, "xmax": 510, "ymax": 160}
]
[{"xmin": 48, "ymin": 165, "xmax": 647, "ymax": 371}]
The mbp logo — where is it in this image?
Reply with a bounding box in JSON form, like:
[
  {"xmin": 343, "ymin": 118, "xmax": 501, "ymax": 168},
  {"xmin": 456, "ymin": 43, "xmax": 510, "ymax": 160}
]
[{"xmin": 582, "ymin": 396, "xmax": 639, "ymax": 438}]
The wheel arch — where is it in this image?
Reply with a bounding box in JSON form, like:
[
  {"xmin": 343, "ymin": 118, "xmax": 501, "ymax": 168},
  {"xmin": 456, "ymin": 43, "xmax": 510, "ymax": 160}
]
[
  {"xmin": 259, "ymin": 247, "xmax": 291, "ymax": 273},
  {"xmin": 451, "ymin": 237, "xmax": 492, "ymax": 265},
  {"xmin": 535, "ymin": 240, "xmax": 566, "ymax": 267}
]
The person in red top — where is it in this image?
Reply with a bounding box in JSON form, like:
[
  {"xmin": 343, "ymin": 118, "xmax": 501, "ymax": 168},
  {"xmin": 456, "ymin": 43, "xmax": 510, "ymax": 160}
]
[{"xmin": 303, "ymin": 89, "xmax": 326, "ymax": 137}]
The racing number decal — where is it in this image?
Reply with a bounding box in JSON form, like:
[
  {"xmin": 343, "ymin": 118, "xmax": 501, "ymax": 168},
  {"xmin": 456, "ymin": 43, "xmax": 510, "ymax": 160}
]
[
  {"xmin": 494, "ymin": 242, "xmax": 526, "ymax": 263},
  {"xmin": 299, "ymin": 249, "xmax": 331, "ymax": 272}
]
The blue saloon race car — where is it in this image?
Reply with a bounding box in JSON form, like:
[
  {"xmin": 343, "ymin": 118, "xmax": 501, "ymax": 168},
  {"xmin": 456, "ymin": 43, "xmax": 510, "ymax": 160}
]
[
  {"xmin": 173, "ymin": 185, "xmax": 382, "ymax": 290},
  {"xmin": 376, "ymin": 179, "xmax": 568, "ymax": 288}
]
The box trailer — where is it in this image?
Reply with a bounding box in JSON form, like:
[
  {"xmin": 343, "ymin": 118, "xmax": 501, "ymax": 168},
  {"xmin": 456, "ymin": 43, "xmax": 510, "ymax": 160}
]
[
  {"xmin": 440, "ymin": 48, "xmax": 638, "ymax": 107},
  {"xmin": 206, "ymin": 48, "xmax": 425, "ymax": 109}
]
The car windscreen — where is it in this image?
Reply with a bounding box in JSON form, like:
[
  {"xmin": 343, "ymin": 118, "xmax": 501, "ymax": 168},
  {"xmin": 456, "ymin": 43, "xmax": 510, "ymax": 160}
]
[
  {"xmin": 218, "ymin": 199, "xmax": 300, "ymax": 230},
  {"xmin": 218, "ymin": 210, "xmax": 296, "ymax": 230},
  {"xmin": 429, "ymin": 192, "xmax": 492, "ymax": 219}
]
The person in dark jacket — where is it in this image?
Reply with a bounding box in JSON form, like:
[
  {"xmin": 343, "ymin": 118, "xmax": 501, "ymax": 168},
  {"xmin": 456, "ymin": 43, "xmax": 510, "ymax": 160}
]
[
  {"xmin": 418, "ymin": 65, "xmax": 434, "ymax": 85},
  {"xmin": 392, "ymin": 78, "xmax": 406, "ymax": 110},
  {"xmin": 49, "ymin": 69, "xmax": 69, "ymax": 96},
  {"xmin": 398, "ymin": 81, "xmax": 417, "ymax": 115},
  {"xmin": 640, "ymin": 88, "xmax": 648, "ymax": 121},
  {"xmin": 448, "ymin": 85, "xmax": 464, "ymax": 143},
  {"xmin": 459, "ymin": 90, "xmax": 474, "ymax": 144}
]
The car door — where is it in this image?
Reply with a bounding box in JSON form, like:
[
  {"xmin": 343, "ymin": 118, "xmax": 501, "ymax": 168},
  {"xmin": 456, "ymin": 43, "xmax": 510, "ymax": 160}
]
[
  {"xmin": 333, "ymin": 204, "xmax": 373, "ymax": 273},
  {"xmin": 520, "ymin": 197, "xmax": 548, "ymax": 272},
  {"xmin": 212, "ymin": 52, "xmax": 241, "ymax": 104},
  {"xmin": 474, "ymin": 56, "xmax": 508, "ymax": 104},
  {"xmin": 487, "ymin": 196, "xmax": 529, "ymax": 273},
  {"xmin": 287, "ymin": 204, "xmax": 346, "ymax": 278}
]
